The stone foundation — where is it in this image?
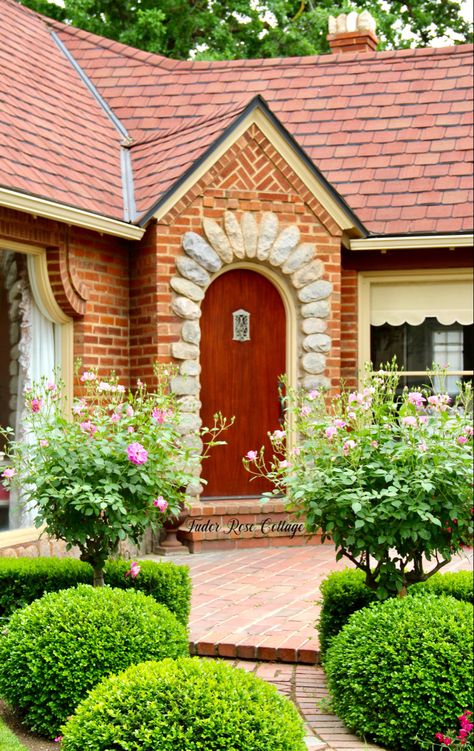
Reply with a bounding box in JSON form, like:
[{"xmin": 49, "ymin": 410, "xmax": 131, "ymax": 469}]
[{"xmin": 0, "ymin": 528, "xmax": 153, "ymax": 560}]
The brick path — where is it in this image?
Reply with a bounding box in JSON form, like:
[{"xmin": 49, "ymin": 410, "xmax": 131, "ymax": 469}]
[
  {"xmin": 225, "ymin": 660, "xmax": 382, "ymax": 750},
  {"xmin": 145, "ymin": 545, "xmax": 473, "ymax": 750}
]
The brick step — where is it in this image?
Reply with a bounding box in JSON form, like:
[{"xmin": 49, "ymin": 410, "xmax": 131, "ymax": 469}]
[
  {"xmin": 189, "ymin": 635, "xmax": 319, "ymax": 665},
  {"xmin": 177, "ymin": 497, "xmax": 326, "ymax": 553}
]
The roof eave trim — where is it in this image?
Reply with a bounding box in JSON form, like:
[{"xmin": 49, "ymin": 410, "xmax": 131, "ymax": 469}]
[
  {"xmin": 0, "ymin": 187, "xmax": 145, "ymax": 240},
  {"xmin": 141, "ymin": 95, "xmax": 367, "ymax": 236},
  {"xmin": 349, "ymin": 233, "xmax": 474, "ymax": 251}
]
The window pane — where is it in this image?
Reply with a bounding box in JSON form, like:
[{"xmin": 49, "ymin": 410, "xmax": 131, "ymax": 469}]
[{"xmin": 371, "ymin": 318, "xmax": 473, "ymax": 395}]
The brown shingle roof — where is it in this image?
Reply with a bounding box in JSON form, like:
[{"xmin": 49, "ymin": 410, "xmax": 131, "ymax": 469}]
[
  {"xmin": 0, "ymin": 0, "xmax": 124, "ymax": 220},
  {"xmin": 2, "ymin": 0, "xmax": 473, "ymax": 235}
]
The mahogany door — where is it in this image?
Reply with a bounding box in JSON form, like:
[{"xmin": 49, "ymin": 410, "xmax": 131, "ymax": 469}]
[{"xmin": 200, "ymin": 269, "xmax": 286, "ymax": 497}]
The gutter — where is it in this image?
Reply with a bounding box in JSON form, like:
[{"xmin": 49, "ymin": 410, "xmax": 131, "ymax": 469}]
[
  {"xmin": 0, "ymin": 187, "xmax": 144, "ymax": 241},
  {"xmin": 349, "ymin": 233, "xmax": 473, "ymax": 251}
]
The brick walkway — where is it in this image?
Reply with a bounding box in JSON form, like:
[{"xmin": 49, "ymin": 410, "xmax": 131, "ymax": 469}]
[{"xmin": 145, "ymin": 545, "xmax": 473, "ymax": 750}]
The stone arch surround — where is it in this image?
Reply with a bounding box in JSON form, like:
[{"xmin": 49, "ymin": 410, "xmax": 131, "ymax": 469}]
[{"xmin": 169, "ymin": 210, "xmax": 333, "ymax": 495}]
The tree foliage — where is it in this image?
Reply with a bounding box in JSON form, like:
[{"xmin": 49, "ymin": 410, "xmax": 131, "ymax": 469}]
[{"xmin": 21, "ymin": 0, "xmax": 473, "ymax": 60}]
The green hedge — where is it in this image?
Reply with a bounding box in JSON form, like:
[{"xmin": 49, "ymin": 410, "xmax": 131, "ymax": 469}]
[
  {"xmin": 318, "ymin": 568, "xmax": 473, "ymax": 658},
  {"xmin": 324, "ymin": 593, "xmax": 473, "ymax": 750},
  {"xmin": 0, "ymin": 556, "xmax": 191, "ymax": 625},
  {"xmin": 61, "ymin": 657, "xmax": 306, "ymax": 751},
  {"xmin": 0, "ymin": 586, "xmax": 189, "ymax": 739}
]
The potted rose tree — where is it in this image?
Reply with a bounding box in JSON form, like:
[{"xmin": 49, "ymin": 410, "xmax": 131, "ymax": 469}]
[
  {"xmin": 1, "ymin": 364, "xmax": 228, "ymax": 586},
  {"xmin": 245, "ymin": 363, "xmax": 473, "ymax": 598}
]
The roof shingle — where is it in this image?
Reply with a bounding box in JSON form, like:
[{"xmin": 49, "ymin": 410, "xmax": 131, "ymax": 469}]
[{"xmin": 2, "ymin": 0, "xmax": 472, "ymax": 235}]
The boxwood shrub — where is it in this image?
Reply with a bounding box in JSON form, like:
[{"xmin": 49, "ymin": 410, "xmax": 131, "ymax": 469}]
[
  {"xmin": 60, "ymin": 657, "xmax": 306, "ymax": 751},
  {"xmin": 324, "ymin": 593, "xmax": 473, "ymax": 750},
  {"xmin": 0, "ymin": 556, "xmax": 191, "ymax": 625},
  {"xmin": 0, "ymin": 585, "xmax": 189, "ymax": 738},
  {"xmin": 318, "ymin": 568, "xmax": 473, "ymax": 658}
]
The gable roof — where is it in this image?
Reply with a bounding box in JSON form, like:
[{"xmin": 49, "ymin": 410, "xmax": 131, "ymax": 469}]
[{"xmin": 1, "ymin": 0, "xmax": 473, "ymax": 238}]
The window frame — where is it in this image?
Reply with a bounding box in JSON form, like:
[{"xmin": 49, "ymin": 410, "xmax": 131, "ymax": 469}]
[{"xmin": 358, "ymin": 267, "xmax": 474, "ymax": 385}]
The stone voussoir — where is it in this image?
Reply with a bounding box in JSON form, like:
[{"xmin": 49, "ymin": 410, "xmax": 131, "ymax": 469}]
[
  {"xmin": 203, "ymin": 217, "xmax": 233, "ymax": 263},
  {"xmin": 303, "ymin": 334, "xmax": 332, "ymax": 353},
  {"xmin": 298, "ymin": 280, "xmax": 333, "ymax": 303},
  {"xmin": 224, "ymin": 211, "xmax": 245, "ymax": 259},
  {"xmin": 170, "ymin": 276, "xmax": 205, "ymax": 302},
  {"xmin": 171, "ymin": 296, "xmax": 201, "ymax": 320},
  {"xmin": 241, "ymin": 212, "xmax": 258, "ymax": 258},
  {"xmin": 292, "ymin": 260, "xmax": 323, "ymax": 289},
  {"xmin": 269, "ymin": 225, "xmax": 300, "ymax": 267},
  {"xmin": 182, "ymin": 231, "xmax": 222, "ymax": 272},
  {"xmin": 281, "ymin": 243, "xmax": 315, "ymax": 274},
  {"xmin": 256, "ymin": 212, "xmax": 279, "ymax": 260},
  {"xmin": 176, "ymin": 256, "xmax": 211, "ymax": 287}
]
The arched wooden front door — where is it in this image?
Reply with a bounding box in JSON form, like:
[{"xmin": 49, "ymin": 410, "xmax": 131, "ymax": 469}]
[{"xmin": 200, "ymin": 269, "xmax": 286, "ymax": 498}]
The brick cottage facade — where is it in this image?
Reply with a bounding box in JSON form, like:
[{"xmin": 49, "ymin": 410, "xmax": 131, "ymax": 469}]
[{"xmin": 0, "ymin": 0, "xmax": 472, "ymax": 554}]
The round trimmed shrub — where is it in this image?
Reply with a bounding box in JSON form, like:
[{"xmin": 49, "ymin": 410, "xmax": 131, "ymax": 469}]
[
  {"xmin": 0, "ymin": 585, "xmax": 189, "ymax": 738},
  {"xmin": 324, "ymin": 593, "xmax": 473, "ymax": 750},
  {"xmin": 60, "ymin": 657, "xmax": 306, "ymax": 751}
]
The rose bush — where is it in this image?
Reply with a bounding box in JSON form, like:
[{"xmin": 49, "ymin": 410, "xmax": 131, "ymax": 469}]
[
  {"xmin": 1, "ymin": 364, "xmax": 228, "ymax": 585},
  {"xmin": 245, "ymin": 363, "xmax": 473, "ymax": 598}
]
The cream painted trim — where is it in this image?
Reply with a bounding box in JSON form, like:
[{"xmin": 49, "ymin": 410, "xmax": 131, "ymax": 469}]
[
  {"xmin": 358, "ymin": 268, "xmax": 474, "ymax": 382},
  {"xmin": 0, "ymin": 526, "xmax": 44, "ymax": 548},
  {"xmin": 350, "ymin": 234, "xmax": 473, "ymax": 251},
  {"xmin": 0, "ymin": 187, "xmax": 144, "ymax": 240},
  {"xmin": 210, "ymin": 261, "xmax": 298, "ymax": 450},
  {"xmin": 153, "ymin": 107, "xmax": 358, "ymax": 233}
]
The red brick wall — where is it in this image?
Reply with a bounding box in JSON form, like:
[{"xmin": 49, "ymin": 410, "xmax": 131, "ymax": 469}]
[
  {"xmin": 149, "ymin": 125, "xmax": 343, "ymax": 388},
  {"xmin": 0, "ymin": 207, "xmax": 131, "ymax": 388}
]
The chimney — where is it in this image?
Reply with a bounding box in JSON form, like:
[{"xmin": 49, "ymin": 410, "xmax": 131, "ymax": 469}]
[{"xmin": 327, "ymin": 10, "xmax": 378, "ymax": 54}]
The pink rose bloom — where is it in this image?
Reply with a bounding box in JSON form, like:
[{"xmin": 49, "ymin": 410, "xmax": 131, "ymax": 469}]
[
  {"xmin": 300, "ymin": 406, "xmax": 311, "ymax": 417},
  {"xmin": 116, "ymin": 384, "xmax": 126, "ymax": 393},
  {"xmin": 127, "ymin": 442, "xmax": 148, "ymax": 464},
  {"xmin": 418, "ymin": 441, "xmax": 428, "ymax": 452},
  {"xmin": 308, "ymin": 389, "xmax": 319, "ymax": 400},
  {"xmin": 348, "ymin": 411, "xmax": 356, "ymax": 420},
  {"xmin": 325, "ymin": 426, "xmax": 338, "ymax": 440},
  {"xmin": 125, "ymin": 561, "xmax": 141, "ymax": 578},
  {"xmin": 40, "ymin": 439, "xmax": 49, "ymax": 448},
  {"xmin": 46, "ymin": 381, "xmax": 57, "ymax": 392},
  {"xmin": 127, "ymin": 426, "xmax": 135, "ymax": 433},
  {"xmin": 334, "ymin": 419, "xmax": 346, "ymax": 429},
  {"xmin": 80, "ymin": 421, "xmax": 97, "ymax": 436},
  {"xmin": 152, "ymin": 407, "xmax": 172, "ymax": 424},
  {"xmin": 457, "ymin": 435, "xmax": 468, "ymax": 445},
  {"xmin": 126, "ymin": 405, "xmax": 134, "ymax": 417},
  {"xmin": 401, "ymin": 416, "xmax": 417, "ymax": 427},
  {"xmin": 72, "ymin": 400, "xmax": 86, "ymax": 415},
  {"xmin": 31, "ymin": 397, "xmax": 43, "ymax": 413},
  {"xmin": 80, "ymin": 371, "xmax": 96, "ymax": 382},
  {"xmin": 54, "ymin": 736, "xmax": 63, "ymax": 743},
  {"xmin": 2, "ymin": 467, "xmax": 16, "ymax": 479},
  {"xmin": 418, "ymin": 415, "xmax": 428, "ymax": 424},
  {"xmin": 428, "ymin": 394, "xmax": 451, "ymax": 411},
  {"xmin": 370, "ymin": 440, "xmax": 379, "ymax": 449},
  {"xmin": 279, "ymin": 460, "xmax": 290, "ymax": 469},
  {"xmin": 343, "ymin": 439, "xmax": 357, "ymax": 455},
  {"xmin": 464, "ymin": 425, "xmax": 473, "ymax": 436},
  {"xmin": 408, "ymin": 391, "xmax": 425, "ymax": 408},
  {"xmin": 272, "ymin": 429, "xmax": 286, "ymax": 440},
  {"xmin": 246, "ymin": 450, "xmax": 258, "ymax": 461},
  {"xmin": 153, "ymin": 496, "xmax": 168, "ymax": 512},
  {"xmin": 110, "ymin": 413, "xmax": 120, "ymax": 423}
]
